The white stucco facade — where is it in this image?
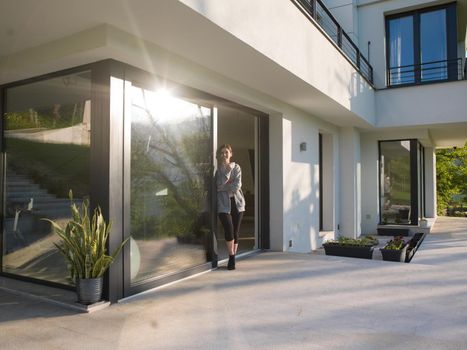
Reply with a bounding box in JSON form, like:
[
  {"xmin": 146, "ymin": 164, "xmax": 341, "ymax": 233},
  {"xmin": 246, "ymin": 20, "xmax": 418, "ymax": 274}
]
[{"xmin": 0, "ymin": 0, "xmax": 466, "ymax": 263}]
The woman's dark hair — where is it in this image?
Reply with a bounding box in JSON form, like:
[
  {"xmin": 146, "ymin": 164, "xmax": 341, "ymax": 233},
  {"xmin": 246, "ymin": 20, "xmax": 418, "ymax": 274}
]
[{"xmin": 216, "ymin": 144, "xmax": 233, "ymax": 159}]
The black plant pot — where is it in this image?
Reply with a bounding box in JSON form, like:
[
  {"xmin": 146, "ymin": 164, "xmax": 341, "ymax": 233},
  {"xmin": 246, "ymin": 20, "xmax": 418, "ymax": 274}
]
[
  {"xmin": 76, "ymin": 277, "xmax": 103, "ymax": 304},
  {"xmin": 323, "ymin": 244, "xmax": 374, "ymax": 259},
  {"xmin": 380, "ymin": 244, "xmax": 408, "ymax": 262}
]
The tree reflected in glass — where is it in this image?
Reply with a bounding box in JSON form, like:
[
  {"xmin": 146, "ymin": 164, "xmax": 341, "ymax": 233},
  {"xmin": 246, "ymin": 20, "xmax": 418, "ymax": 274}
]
[{"xmin": 130, "ymin": 87, "xmax": 212, "ymax": 283}]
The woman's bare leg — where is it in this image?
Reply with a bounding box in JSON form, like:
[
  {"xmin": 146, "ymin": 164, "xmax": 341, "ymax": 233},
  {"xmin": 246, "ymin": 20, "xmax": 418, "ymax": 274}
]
[{"xmin": 226, "ymin": 239, "xmax": 235, "ymax": 256}]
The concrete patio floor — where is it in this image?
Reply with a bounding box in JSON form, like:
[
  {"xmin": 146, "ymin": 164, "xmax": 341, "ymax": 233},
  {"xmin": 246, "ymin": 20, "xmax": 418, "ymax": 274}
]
[{"xmin": 0, "ymin": 216, "xmax": 466, "ymax": 349}]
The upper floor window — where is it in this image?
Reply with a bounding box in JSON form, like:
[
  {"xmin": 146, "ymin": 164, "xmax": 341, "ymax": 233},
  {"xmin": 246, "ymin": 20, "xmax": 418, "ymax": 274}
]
[{"xmin": 386, "ymin": 3, "xmax": 458, "ymax": 86}]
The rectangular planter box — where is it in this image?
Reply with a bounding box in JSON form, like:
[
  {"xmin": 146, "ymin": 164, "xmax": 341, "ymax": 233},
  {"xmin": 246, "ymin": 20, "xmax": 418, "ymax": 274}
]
[
  {"xmin": 323, "ymin": 244, "xmax": 374, "ymax": 259},
  {"xmin": 380, "ymin": 244, "xmax": 408, "ymax": 262},
  {"xmin": 405, "ymin": 232, "xmax": 427, "ymax": 263}
]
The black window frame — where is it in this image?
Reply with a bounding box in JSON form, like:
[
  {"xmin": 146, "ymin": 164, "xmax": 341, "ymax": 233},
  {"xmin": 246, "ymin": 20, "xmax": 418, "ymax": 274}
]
[
  {"xmin": 378, "ymin": 139, "xmax": 425, "ymax": 226},
  {"xmin": 385, "ymin": 2, "xmax": 458, "ymax": 87},
  {"xmin": 319, "ymin": 133, "xmax": 323, "ymax": 232},
  {"xmin": 0, "ymin": 59, "xmax": 270, "ymax": 303},
  {"xmin": 107, "ymin": 61, "xmax": 270, "ymax": 300}
]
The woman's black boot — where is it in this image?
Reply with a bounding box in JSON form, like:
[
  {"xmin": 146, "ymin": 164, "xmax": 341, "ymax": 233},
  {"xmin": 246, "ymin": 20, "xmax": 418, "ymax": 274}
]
[{"xmin": 227, "ymin": 255, "xmax": 236, "ymax": 270}]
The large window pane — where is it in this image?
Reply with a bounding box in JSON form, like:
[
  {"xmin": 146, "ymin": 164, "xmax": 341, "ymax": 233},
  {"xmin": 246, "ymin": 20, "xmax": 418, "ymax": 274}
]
[
  {"xmin": 387, "ymin": 4, "xmax": 455, "ymax": 86},
  {"xmin": 388, "ymin": 16, "xmax": 414, "ymax": 85},
  {"xmin": 418, "ymin": 143, "xmax": 425, "ymax": 219},
  {"xmin": 217, "ymin": 105, "xmax": 257, "ymax": 259},
  {"xmin": 421, "ymin": 9, "xmax": 447, "ymax": 81},
  {"xmin": 2, "ymin": 71, "xmax": 91, "ymax": 285},
  {"xmin": 130, "ymin": 85, "xmax": 212, "ymax": 285},
  {"xmin": 380, "ymin": 141, "xmax": 412, "ymax": 224}
]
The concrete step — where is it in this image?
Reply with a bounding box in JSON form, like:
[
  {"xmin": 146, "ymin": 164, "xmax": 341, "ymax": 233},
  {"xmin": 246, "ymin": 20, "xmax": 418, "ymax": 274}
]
[
  {"xmin": 8, "ymin": 186, "xmax": 43, "ymax": 191},
  {"xmin": 7, "ymin": 181, "xmax": 44, "ymax": 188},
  {"xmin": 5, "ymin": 173, "xmax": 29, "ymax": 179},
  {"xmin": 6, "ymin": 179, "xmax": 37, "ymax": 186},
  {"xmin": 7, "ymin": 194, "xmax": 58, "ymax": 203}
]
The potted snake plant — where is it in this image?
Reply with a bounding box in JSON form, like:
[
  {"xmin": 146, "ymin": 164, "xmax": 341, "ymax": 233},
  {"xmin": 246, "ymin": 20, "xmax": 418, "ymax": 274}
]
[{"xmin": 45, "ymin": 191, "xmax": 129, "ymax": 304}]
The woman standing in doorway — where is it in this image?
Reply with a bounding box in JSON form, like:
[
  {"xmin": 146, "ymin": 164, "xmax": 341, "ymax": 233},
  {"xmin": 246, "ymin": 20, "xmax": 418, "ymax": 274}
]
[{"xmin": 216, "ymin": 144, "xmax": 245, "ymax": 270}]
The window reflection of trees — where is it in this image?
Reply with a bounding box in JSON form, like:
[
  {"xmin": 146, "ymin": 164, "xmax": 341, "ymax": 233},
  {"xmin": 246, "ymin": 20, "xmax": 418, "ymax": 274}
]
[{"xmin": 131, "ymin": 90, "xmax": 211, "ymax": 245}]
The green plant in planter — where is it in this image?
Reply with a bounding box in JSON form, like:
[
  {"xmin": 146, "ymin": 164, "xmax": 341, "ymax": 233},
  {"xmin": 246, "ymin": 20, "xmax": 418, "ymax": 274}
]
[
  {"xmin": 327, "ymin": 235, "xmax": 379, "ymax": 247},
  {"xmin": 383, "ymin": 236, "xmax": 405, "ymax": 250},
  {"xmin": 44, "ymin": 191, "xmax": 129, "ymax": 303},
  {"xmin": 323, "ymin": 235, "xmax": 378, "ymax": 259},
  {"xmin": 380, "ymin": 235, "xmax": 408, "ymax": 262}
]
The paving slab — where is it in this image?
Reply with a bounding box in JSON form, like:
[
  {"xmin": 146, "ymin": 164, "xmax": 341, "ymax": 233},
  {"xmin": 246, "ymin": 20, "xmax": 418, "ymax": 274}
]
[{"xmin": 0, "ymin": 217, "xmax": 466, "ymax": 349}]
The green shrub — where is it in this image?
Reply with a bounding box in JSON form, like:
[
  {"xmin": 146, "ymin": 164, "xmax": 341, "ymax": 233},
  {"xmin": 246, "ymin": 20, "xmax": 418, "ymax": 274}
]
[
  {"xmin": 325, "ymin": 235, "xmax": 379, "ymax": 247},
  {"xmin": 383, "ymin": 236, "xmax": 406, "ymax": 250}
]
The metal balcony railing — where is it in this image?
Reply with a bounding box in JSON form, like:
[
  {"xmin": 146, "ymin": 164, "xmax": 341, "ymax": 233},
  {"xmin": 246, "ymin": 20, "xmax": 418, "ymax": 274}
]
[
  {"xmin": 388, "ymin": 58, "xmax": 466, "ymax": 87},
  {"xmin": 292, "ymin": 0, "xmax": 374, "ymax": 85}
]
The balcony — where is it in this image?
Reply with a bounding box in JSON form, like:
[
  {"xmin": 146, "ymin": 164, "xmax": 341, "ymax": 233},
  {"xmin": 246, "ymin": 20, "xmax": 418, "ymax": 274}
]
[
  {"xmin": 387, "ymin": 58, "xmax": 467, "ymax": 87},
  {"xmin": 292, "ymin": 0, "xmax": 374, "ymax": 85}
]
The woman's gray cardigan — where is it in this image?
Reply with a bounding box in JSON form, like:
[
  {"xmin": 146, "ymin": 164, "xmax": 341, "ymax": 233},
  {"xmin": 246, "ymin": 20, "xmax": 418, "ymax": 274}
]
[{"xmin": 216, "ymin": 162, "xmax": 246, "ymax": 213}]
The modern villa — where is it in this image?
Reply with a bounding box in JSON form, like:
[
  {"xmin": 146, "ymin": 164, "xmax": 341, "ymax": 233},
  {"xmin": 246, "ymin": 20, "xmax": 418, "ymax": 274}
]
[{"xmin": 0, "ymin": 0, "xmax": 466, "ymax": 303}]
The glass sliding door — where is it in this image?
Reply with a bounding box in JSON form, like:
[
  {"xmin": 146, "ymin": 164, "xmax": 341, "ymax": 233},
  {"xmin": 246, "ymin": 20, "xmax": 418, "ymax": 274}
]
[
  {"xmin": 128, "ymin": 82, "xmax": 213, "ymax": 286},
  {"xmin": 380, "ymin": 140, "xmax": 412, "ymax": 224},
  {"xmin": 380, "ymin": 139, "xmax": 426, "ymax": 225},
  {"xmin": 216, "ymin": 105, "xmax": 258, "ymax": 259},
  {"xmin": 2, "ymin": 71, "xmax": 91, "ymax": 285},
  {"xmin": 122, "ymin": 66, "xmax": 265, "ymax": 296}
]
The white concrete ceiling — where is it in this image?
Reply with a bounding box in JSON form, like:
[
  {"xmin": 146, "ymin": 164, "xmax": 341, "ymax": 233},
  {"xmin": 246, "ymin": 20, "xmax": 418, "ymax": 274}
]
[
  {"xmin": 0, "ymin": 0, "xmax": 374, "ymax": 128},
  {"xmin": 429, "ymin": 123, "xmax": 467, "ymax": 148},
  {"xmin": 0, "ymin": 0, "xmax": 465, "ymax": 147}
]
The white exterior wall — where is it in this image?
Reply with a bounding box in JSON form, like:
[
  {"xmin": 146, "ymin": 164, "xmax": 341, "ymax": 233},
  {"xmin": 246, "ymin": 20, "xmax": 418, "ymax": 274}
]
[
  {"xmin": 282, "ymin": 115, "xmax": 320, "ymax": 252},
  {"xmin": 323, "ymin": 0, "xmax": 360, "ymax": 43},
  {"xmin": 0, "ymin": 4, "xmax": 347, "ymax": 254},
  {"xmin": 269, "ymin": 115, "xmax": 285, "ymax": 251},
  {"xmin": 0, "ymin": 0, "xmax": 462, "ymax": 255},
  {"xmin": 360, "ymin": 134, "xmax": 380, "ymax": 235},
  {"xmin": 338, "ymin": 127, "xmax": 361, "ymax": 237},
  {"xmin": 321, "ymin": 133, "xmax": 337, "ymax": 232},
  {"xmin": 179, "ymin": 0, "xmax": 375, "ymax": 126},
  {"xmin": 96, "ymin": 23, "xmax": 339, "ymax": 253},
  {"xmin": 376, "ymin": 81, "xmax": 467, "ymax": 127},
  {"xmin": 271, "ymin": 112, "xmax": 340, "ymax": 252}
]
